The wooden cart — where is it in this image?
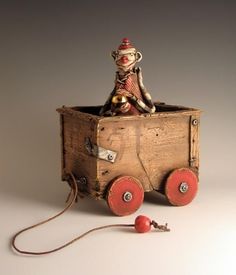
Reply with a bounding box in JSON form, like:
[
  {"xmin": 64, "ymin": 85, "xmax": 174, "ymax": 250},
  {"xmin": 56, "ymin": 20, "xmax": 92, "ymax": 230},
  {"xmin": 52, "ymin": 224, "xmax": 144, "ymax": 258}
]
[{"xmin": 57, "ymin": 103, "xmax": 201, "ymax": 216}]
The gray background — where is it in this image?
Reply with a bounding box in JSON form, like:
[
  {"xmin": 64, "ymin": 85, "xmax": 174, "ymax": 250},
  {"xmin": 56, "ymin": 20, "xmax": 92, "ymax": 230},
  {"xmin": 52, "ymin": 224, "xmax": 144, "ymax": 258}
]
[{"xmin": 1, "ymin": 1, "xmax": 235, "ymax": 275}]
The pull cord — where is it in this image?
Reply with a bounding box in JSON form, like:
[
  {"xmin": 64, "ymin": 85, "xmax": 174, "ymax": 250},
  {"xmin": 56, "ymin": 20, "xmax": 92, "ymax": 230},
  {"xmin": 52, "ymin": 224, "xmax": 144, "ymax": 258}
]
[
  {"xmin": 11, "ymin": 173, "xmax": 135, "ymax": 256},
  {"xmin": 11, "ymin": 173, "xmax": 170, "ymax": 256}
]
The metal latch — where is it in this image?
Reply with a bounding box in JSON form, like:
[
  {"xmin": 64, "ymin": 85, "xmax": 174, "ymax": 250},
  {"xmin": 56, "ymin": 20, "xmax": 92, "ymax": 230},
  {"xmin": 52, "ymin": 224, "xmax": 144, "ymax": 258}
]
[{"xmin": 85, "ymin": 137, "xmax": 117, "ymax": 163}]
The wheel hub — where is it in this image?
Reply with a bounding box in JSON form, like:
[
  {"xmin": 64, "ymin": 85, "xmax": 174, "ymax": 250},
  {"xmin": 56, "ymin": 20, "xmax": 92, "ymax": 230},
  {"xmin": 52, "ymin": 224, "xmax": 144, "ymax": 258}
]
[
  {"xmin": 123, "ymin": 191, "xmax": 133, "ymax": 202},
  {"xmin": 179, "ymin": 182, "xmax": 189, "ymax": 193}
]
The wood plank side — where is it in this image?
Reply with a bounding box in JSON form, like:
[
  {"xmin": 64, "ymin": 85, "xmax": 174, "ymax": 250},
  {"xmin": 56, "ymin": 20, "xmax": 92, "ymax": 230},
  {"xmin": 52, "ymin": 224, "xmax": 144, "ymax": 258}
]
[
  {"xmin": 97, "ymin": 113, "xmax": 191, "ymax": 194},
  {"xmin": 63, "ymin": 114, "xmax": 98, "ymax": 195},
  {"xmin": 139, "ymin": 115, "xmax": 190, "ymax": 190},
  {"xmin": 97, "ymin": 119, "xmax": 151, "ymax": 195}
]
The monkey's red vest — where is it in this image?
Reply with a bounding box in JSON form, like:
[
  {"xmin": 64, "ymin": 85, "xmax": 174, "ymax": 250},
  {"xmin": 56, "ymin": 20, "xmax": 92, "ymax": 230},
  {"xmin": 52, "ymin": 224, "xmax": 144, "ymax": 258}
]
[
  {"xmin": 115, "ymin": 71, "xmax": 143, "ymax": 115},
  {"xmin": 99, "ymin": 67, "xmax": 156, "ymax": 116}
]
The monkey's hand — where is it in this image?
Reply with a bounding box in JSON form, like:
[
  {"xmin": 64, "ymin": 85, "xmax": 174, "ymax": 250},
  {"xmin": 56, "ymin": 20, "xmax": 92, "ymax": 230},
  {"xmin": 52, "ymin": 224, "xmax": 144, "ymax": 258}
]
[
  {"xmin": 119, "ymin": 102, "xmax": 131, "ymax": 113},
  {"xmin": 111, "ymin": 94, "xmax": 131, "ymax": 114}
]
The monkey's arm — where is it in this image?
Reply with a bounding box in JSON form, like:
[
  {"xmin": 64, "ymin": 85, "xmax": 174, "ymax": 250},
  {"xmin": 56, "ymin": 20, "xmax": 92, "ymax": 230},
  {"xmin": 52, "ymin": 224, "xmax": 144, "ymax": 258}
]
[{"xmin": 136, "ymin": 67, "xmax": 156, "ymax": 113}]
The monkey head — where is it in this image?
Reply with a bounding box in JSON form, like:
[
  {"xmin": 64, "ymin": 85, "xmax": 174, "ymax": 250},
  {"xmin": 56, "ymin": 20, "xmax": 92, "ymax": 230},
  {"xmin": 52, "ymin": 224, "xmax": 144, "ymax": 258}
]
[{"xmin": 111, "ymin": 38, "xmax": 142, "ymax": 72}]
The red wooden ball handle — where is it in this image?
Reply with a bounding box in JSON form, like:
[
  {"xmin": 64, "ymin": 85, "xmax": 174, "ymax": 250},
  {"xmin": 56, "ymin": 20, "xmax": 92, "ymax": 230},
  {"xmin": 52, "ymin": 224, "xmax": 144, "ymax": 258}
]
[{"xmin": 134, "ymin": 215, "xmax": 170, "ymax": 233}]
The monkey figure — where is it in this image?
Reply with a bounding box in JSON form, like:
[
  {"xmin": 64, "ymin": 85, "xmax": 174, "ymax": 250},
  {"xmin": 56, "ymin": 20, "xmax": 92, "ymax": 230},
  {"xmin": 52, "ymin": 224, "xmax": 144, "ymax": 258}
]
[{"xmin": 99, "ymin": 38, "xmax": 156, "ymax": 116}]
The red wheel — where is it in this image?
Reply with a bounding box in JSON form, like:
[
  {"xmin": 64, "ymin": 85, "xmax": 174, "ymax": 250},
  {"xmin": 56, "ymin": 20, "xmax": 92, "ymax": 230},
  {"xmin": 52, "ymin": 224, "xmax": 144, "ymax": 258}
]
[
  {"xmin": 107, "ymin": 176, "xmax": 144, "ymax": 216},
  {"xmin": 165, "ymin": 168, "xmax": 198, "ymax": 206}
]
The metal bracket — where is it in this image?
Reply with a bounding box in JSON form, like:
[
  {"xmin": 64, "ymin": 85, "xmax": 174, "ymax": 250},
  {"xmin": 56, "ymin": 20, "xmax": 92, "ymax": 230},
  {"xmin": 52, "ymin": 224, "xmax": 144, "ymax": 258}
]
[
  {"xmin": 189, "ymin": 116, "xmax": 199, "ymax": 167},
  {"xmin": 85, "ymin": 137, "xmax": 117, "ymax": 163}
]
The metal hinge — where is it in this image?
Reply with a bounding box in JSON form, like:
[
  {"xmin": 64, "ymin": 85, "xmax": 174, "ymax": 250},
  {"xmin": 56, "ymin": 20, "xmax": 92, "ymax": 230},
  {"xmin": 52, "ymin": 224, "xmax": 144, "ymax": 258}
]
[{"xmin": 85, "ymin": 137, "xmax": 117, "ymax": 163}]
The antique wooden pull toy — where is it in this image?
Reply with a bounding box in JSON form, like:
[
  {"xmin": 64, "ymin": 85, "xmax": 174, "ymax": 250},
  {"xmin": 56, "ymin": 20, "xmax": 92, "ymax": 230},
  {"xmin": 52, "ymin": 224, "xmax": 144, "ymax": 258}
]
[{"xmin": 11, "ymin": 38, "xmax": 201, "ymax": 255}]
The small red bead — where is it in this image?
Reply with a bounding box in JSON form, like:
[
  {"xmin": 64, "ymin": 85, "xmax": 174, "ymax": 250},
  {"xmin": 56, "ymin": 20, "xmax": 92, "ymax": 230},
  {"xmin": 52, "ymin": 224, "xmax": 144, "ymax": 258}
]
[{"xmin": 135, "ymin": 215, "xmax": 151, "ymax": 233}]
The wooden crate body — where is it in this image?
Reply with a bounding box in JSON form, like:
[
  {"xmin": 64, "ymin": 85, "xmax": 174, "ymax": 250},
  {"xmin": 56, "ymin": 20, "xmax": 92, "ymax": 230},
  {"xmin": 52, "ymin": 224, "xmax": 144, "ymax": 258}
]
[{"xmin": 57, "ymin": 103, "xmax": 201, "ymax": 199}]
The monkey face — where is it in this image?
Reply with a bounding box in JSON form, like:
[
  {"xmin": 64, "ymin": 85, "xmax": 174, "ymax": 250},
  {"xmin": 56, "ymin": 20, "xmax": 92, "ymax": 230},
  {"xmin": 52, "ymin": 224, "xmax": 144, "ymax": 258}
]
[
  {"xmin": 112, "ymin": 48, "xmax": 142, "ymax": 72},
  {"xmin": 116, "ymin": 50, "xmax": 136, "ymax": 69}
]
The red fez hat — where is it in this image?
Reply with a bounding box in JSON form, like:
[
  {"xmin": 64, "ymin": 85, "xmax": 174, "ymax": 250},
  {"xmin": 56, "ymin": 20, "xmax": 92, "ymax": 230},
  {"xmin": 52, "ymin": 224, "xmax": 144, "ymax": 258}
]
[{"xmin": 118, "ymin": 38, "xmax": 135, "ymax": 50}]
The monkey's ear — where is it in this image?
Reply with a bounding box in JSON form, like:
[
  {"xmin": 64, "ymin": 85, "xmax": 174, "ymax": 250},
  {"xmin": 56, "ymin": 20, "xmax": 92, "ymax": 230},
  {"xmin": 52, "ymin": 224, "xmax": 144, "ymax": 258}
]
[
  {"xmin": 111, "ymin": 51, "xmax": 117, "ymax": 60},
  {"xmin": 136, "ymin": 51, "xmax": 143, "ymax": 62}
]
